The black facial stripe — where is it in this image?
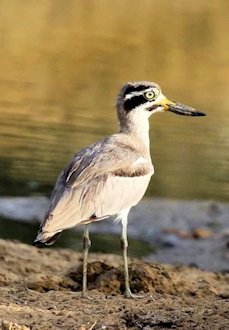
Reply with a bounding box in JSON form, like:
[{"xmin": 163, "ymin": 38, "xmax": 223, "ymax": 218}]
[
  {"xmin": 124, "ymin": 95, "xmax": 148, "ymax": 112},
  {"xmin": 124, "ymin": 85, "xmax": 151, "ymax": 96}
]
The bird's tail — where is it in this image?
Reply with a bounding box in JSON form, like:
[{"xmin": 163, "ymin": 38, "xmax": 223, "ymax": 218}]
[{"xmin": 33, "ymin": 230, "xmax": 62, "ymax": 247}]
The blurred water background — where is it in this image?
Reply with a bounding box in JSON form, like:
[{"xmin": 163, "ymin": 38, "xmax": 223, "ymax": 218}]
[{"xmin": 0, "ymin": 0, "xmax": 228, "ymax": 201}]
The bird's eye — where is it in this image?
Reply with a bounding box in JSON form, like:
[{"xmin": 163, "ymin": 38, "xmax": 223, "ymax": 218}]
[{"xmin": 144, "ymin": 91, "xmax": 156, "ymax": 100}]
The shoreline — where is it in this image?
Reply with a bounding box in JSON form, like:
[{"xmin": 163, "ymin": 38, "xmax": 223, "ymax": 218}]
[{"xmin": 0, "ymin": 197, "xmax": 228, "ymax": 272}]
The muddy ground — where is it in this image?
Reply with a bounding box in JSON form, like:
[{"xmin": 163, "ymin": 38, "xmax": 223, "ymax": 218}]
[{"xmin": 0, "ymin": 239, "xmax": 228, "ymax": 330}]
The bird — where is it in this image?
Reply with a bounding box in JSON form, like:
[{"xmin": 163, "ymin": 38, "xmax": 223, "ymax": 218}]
[{"xmin": 33, "ymin": 81, "xmax": 205, "ymax": 298}]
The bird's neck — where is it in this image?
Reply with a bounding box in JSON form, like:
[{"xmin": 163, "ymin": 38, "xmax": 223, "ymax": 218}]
[{"xmin": 118, "ymin": 113, "xmax": 151, "ymax": 153}]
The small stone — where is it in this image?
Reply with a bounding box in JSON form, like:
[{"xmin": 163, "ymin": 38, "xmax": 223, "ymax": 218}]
[
  {"xmin": 161, "ymin": 234, "xmax": 181, "ymax": 248},
  {"xmin": 1, "ymin": 320, "xmax": 30, "ymax": 330},
  {"xmin": 192, "ymin": 228, "xmax": 214, "ymax": 239}
]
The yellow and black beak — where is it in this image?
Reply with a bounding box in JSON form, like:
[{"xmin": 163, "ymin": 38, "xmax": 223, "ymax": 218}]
[{"xmin": 162, "ymin": 98, "xmax": 206, "ymax": 116}]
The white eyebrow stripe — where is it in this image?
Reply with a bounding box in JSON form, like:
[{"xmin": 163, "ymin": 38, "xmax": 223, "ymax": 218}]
[{"xmin": 124, "ymin": 88, "xmax": 155, "ymax": 100}]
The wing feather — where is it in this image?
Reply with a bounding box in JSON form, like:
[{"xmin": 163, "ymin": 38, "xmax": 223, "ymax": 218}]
[{"xmin": 36, "ymin": 135, "xmax": 153, "ymax": 241}]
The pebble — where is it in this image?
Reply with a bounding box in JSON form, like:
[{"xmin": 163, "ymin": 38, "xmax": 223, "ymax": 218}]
[{"xmin": 192, "ymin": 228, "xmax": 214, "ymax": 239}]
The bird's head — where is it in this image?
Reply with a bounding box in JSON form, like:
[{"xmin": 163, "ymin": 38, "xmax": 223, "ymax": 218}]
[{"xmin": 116, "ymin": 81, "xmax": 206, "ymax": 120}]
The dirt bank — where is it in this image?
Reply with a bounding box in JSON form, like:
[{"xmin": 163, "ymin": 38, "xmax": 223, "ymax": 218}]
[{"xmin": 0, "ymin": 239, "xmax": 228, "ymax": 329}]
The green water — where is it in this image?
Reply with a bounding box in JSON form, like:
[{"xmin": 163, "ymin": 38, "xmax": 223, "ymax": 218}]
[
  {"xmin": 0, "ymin": 1, "xmax": 228, "ymax": 201},
  {"xmin": 0, "ymin": 218, "xmax": 154, "ymax": 258}
]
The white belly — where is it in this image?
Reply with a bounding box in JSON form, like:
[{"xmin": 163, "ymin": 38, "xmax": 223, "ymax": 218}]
[{"xmin": 94, "ymin": 173, "xmax": 152, "ymax": 218}]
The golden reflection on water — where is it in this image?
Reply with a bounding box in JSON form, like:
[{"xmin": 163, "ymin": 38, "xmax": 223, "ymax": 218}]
[{"xmin": 0, "ymin": 0, "xmax": 228, "ymax": 200}]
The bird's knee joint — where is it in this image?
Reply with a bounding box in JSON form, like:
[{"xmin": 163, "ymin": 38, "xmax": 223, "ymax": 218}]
[
  {"xmin": 120, "ymin": 238, "xmax": 128, "ymax": 250},
  {"xmin": 83, "ymin": 236, "xmax": 91, "ymax": 249}
]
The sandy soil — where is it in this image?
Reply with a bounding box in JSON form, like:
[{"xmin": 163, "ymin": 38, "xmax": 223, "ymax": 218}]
[{"xmin": 0, "ymin": 239, "xmax": 228, "ymax": 330}]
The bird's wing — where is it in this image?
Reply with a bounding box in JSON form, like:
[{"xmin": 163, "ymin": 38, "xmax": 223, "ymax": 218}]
[{"xmin": 37, "ymin": 137, "xmax": 147, "ymax": 239}]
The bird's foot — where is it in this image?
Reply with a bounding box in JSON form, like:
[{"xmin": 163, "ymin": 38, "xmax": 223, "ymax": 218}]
[
  {"xmin": 124, "ymin": 288, "xmax": 144, "ymax": 299},
  {"xmin": 81, "ymin": 291, "xmax": 92, "ymax": 300}
]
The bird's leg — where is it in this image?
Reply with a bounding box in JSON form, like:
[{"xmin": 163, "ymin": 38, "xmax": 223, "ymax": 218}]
[
  {"xmin": 81, "ymin": 224, "xmax": 91, "ymax": 298},
  {"xmin": 120, "ymin": 211, "xmax": 136, "ymax": 298},
  {"xmin": 121, "ymin": 211, "xmax": 143, "ymax": 299},
  {"xmin": 121, "ymin": 218, "xmax": 131, "ymax": 298}
]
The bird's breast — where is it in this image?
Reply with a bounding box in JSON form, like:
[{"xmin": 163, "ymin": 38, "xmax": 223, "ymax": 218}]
[
  {"xmin": 101, "ymin": 172, "xmax": 152, "ymax": 214},
  {"xmin": 111, "ymin": 159, "xmax": 154, "ymax": 178}
]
